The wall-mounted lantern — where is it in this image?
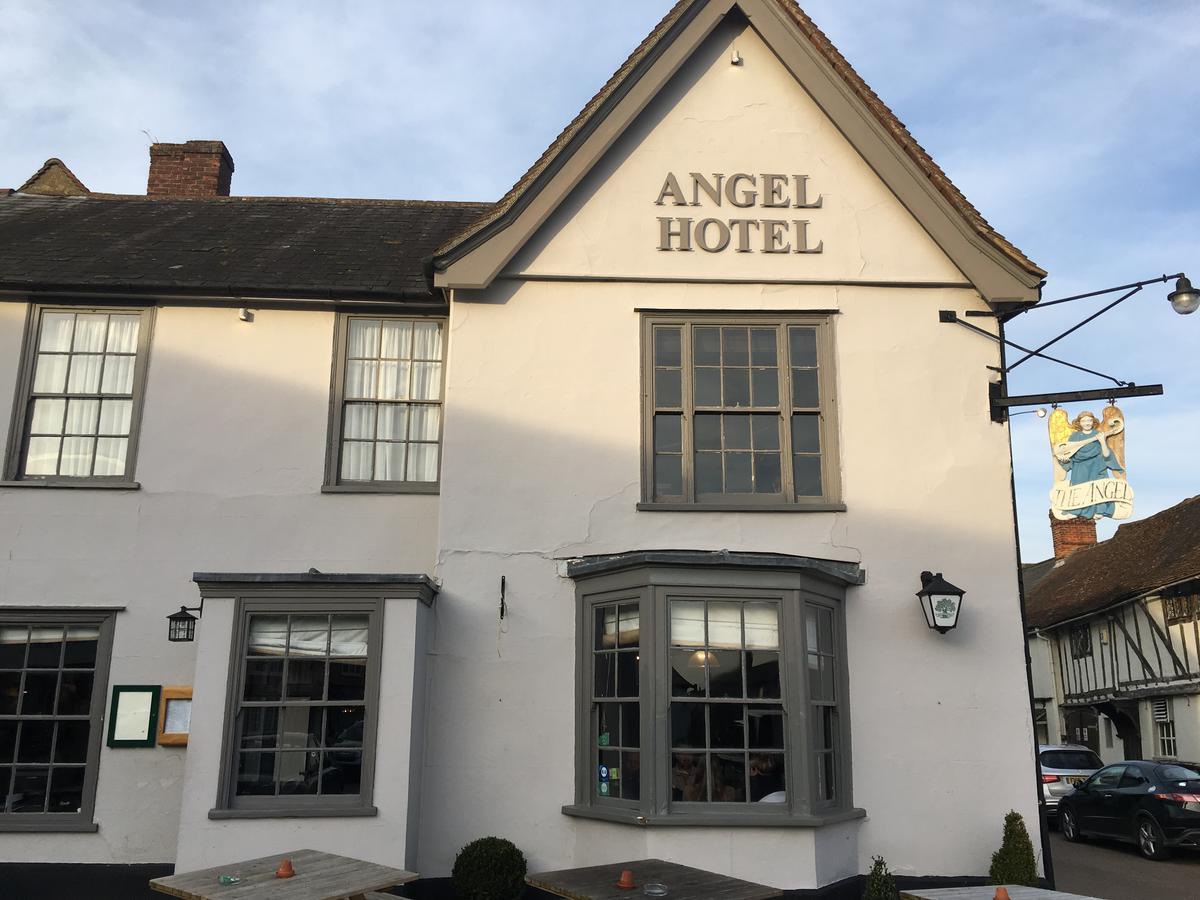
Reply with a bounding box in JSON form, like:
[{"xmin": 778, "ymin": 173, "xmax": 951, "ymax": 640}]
[
  {"xmin": 917, "ymin": 571, "xmax": 966, "ymax": 634},
  {"xmin": 167, "ymin": 604, "xmax": 202, "ymax": 642}
]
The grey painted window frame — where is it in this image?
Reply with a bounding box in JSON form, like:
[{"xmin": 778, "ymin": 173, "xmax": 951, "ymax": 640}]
[
  {"xmin": 4, "ymin": 303, "xmax": 155, "ymax": 486},
  {"xmin": 639, "ymin": 312, "xmax": 842, "ymax": 510},
  {"xmin": 566, "ymin": 564, "xmax": 859, "ymax": 827},
  {"xmin": 0, "ymin": 608, "xmax": 117, "ymax": 833},
  {"xmin": 213, "ymin": 592, "xmax": 385, "ymax": 818},
  {"xmin": 322, "ymin": 312, "xmax": 448, "ymax": 494},
  {"xmin": 1069, "ymin": 623, "xmax": 1092, "ymax": 659}
]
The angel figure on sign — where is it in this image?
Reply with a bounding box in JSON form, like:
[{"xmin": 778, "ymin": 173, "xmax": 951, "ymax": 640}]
[{"xmin": 1048, "ymin": 405, "xmax": 1126, "ymax": 519}]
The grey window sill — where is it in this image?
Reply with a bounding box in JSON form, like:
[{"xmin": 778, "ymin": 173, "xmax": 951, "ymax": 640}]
[
  {"xmin": 208, "ymin": 805, "xmax": 379, "ymax": 820},
  {"xmin": 321, "ymin": 483, "xmax": 439, "ymax": 495},
  {"xmin": 637, "ymin": 502, "xmax": 847, "ymax": 513},
  {"xmin": 561, "ymin": 803, "xmax": 866, "ymax": 828},
  {"xmin": 0, "ymin": 819, "xmax": 100, "ymax": 833},
  {"xmin": 0, "ymin": 480, "xmax": 140, "ymax": 490}
]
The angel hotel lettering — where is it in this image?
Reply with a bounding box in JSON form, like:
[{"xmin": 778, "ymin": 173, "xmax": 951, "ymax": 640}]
[{"xmin": 655, "ymin": 172, "xmax": 824, "ymax": 254}]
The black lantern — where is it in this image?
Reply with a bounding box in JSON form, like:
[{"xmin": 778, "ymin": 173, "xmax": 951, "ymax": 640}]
[
  {"xmin": 917, "ymin": 571, "xmax": 966, "ymax": 634},
  {"xmin": 1168, "ymin": 276, "xmax": 1200, "ymax": 316},
  {"xmin": 167, "ymin": 606, "xmax": 199, "ymax": 642}
]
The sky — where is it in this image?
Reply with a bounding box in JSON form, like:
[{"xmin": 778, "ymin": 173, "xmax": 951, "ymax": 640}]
[{"xmin": 2, "ymin": 0, "xmax": 1197, "ymax": 562}]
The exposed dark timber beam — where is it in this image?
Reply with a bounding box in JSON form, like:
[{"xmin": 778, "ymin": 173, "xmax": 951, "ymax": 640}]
[
  {"xmin": 1136, "ymin": 599, "xmax": 1188, "ymax": 677},
  {"xmin": 1109, "ymin": 613, "xmax": 1158, "ymax": 681},
  {"xmin": 994, "ymin": 384, "xmax": 1164, "ymax": 408}
]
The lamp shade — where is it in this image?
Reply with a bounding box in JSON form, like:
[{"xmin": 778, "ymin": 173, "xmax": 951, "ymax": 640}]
[
  {"xmin": 917, "ymin": 571, "xmax": 966, "ymax": 634},
  {"xmin": 1168, "ymin": 276, "xmax": 1200, "ymax": 315},
  {"xmin": 167, "ymin": 607, "xmax": 198, "ymax": 642}
]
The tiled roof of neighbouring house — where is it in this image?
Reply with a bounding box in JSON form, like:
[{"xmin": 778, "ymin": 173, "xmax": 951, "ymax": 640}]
[
  {"xmin": 1024, "ymin": 496, "xmax": 1200, "ymax": 630},
  {"xmin": 0, "ymin": 193, "xmax": 491, "ymax": 302}
]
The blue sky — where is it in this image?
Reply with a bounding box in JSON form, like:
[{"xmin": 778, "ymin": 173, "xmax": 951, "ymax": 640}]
[{"xmin": 3, "ymin": 0, "xmax": 1196, "ymax": 561}]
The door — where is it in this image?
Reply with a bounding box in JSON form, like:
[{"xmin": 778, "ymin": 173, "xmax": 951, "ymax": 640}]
[
  {"xmin": 1076, "ymin": 764, "xmax": 1125, "ymax": 834},
  {"xmin": 1114, "ymin": 764, "xmax": 1153, "ymax": 840}
]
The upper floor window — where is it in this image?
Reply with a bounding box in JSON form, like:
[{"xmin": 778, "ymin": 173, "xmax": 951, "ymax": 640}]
[
  {"xmin": 641, "ymin": 315, "xmax": 841, "ymax": 510},
  {"xmin": 1163, "ymin": 593, "xmax": 1197, "ymax": 626},
  {"xmin": 1069, "ymin": 623, "xmax": 1092, "ymax": 659},
  {"xmin": 6, "ymin": 307, "xmax": 152, "ymax": 484},
  {"xmin": 325, "ymin": 315, "xmax": 446, "ymax": 493}
]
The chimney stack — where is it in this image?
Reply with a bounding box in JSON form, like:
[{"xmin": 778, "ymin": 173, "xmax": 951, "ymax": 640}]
[
  {"xmin": 147, "ymin": 141, "xmax": 234, "ymax": 198},
  {"xmin": 1050, "ymin": 510, "xmax": 1097, "ymax": 563}
]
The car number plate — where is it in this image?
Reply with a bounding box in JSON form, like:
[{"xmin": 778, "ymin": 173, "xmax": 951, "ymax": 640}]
[{"xmin": 1066, "ymin": 776, "xmax": 1086, "ymax": 785}]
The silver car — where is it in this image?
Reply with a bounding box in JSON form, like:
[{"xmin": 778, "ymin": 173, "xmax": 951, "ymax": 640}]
[{"xmin": 1040, "ymin": 744, "xmax": 1103, "ymax": 819}]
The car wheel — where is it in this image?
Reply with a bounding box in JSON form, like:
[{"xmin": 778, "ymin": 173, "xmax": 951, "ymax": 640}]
[
  {"xmin": 1060, "ymin": 806, "xmax": 1081, "ymax": 842},
  {"xmin": 1136, "ymin": 816, "xmax": 1171, "ymax": 861}
]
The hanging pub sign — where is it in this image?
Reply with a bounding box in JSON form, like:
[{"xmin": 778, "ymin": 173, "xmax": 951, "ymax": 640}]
[
  {"xmin": 655, "ymin": 172, "xmax": 824, "ymax": 254},
  {"xmin": 1048, "ymin": 405, "xmax": 1134, "ymax": 521}
]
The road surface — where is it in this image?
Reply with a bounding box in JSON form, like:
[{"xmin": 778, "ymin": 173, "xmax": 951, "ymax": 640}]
[{"xmin": 1050, "ymin": 830, "xmax": 1200, "ymax": 899}]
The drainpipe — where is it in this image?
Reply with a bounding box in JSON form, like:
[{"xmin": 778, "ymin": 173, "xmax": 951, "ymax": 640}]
[{"xmin": 999, "ymin": 316, "xmax": 1056, "ymax": 889}]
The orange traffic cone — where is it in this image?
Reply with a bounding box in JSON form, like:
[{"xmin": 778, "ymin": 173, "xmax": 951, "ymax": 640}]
[
  {"xmin": 617, "ymin": 869, "xmax": 636, "ymax": 889},
  {"xmin": 993, "ymin": 889, "xmax": 1010, "ymax": 900},
  {"xmin": 275, "ymin": 858, "xmax": 295, "ymax": 879}
]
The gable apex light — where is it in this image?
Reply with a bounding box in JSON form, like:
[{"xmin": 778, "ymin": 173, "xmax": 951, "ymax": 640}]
[{"xmin": 917, "ymin": 571, "xmax": 966, "ymax": 634}]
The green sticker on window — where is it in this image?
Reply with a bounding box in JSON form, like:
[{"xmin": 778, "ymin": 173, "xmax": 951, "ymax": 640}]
[{"xmin": 598, "ymin": 732, "xmax": 610, "ymax": 746}]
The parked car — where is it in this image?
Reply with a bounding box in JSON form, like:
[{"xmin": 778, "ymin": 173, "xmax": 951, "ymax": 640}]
[
  {"xmin": 1039, "ymin": 744, "xmax": 1102, "ymax": 822},
  {"xmin": 1059, "ymin": 760, "xmax": 1200, "ymax": 859}
]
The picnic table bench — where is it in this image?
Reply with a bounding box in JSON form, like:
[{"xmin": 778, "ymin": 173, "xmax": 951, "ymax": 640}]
[
  {"xmin": 900, "ymin": 888, "xmax": 1104, "ymax": 900},
  {"xmin": 527, "ymin": 858, "xmax": 781, "ymax": 900}
]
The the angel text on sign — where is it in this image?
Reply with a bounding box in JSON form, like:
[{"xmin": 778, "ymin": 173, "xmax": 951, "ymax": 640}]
[
  {"xmin": 655, "ymin": 172, "xmax": 824, "ymax": 254},
  {"xmin": 1051, "ymin": 478, "xmax": 1134, "ymax": 521}
]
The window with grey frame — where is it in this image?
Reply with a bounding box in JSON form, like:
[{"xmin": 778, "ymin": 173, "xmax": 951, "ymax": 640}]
[
  {"xmin": 326, "ymin": 315, "xmax": 446, "ymax": 490},
  {"xmin": 218, "ymin": 600, "xmax": 381, "ymax": 813},
  {"xmin": 644, "ymin": 315, "xmax": 839, "ymax": 507},
  {"xmin": 1068, "ymin": 623, "xmax": 1092, "ymax": 659},
  {"xmin": 6, "ymin": 306, "xmax": 153, "ymax": 483},
  {"xmin": 0, "ymin": 611, "xmax": 115, "ymax": 831},
  {"xmin": 574, "ymin": 575, "xmax": 851, "ymax": 824}
]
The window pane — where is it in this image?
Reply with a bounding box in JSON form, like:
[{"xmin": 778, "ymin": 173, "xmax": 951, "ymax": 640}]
[
  {"xmin": 279, "ymin": 706, "xmax": 323, "ymax": 750},
  {"xmin": 750, "ymin": 328, "xmax": 777, "ymax": 365},
  {"xmin": 791, "ymin": 414, "xmax": 820, "ymax": 453},
  {"xmin": 654, "ymin": 327, "xmax": 681, "ymax": 368},
  {"xmin": 341, "ymin": 441, "xmax": 374, "ymax": 481},
  {"xmin": 55, "ymin": 721, "xmax": 90, "ymax": 764},
  {"xmin": 377, "ymin": 361, "xmax": 410, "ymax": 401},
  {"xmin": 694, "ymin": 413, "xmax": 721, "ymax": 450},
  {"xmin": 0, "ymin": 628, "xmax": 26, "ymax": 668},
  {"xmin": 670, "ymin": 600, "xmax": 706, "ymax": 647},
  {"xmin": 285, "ymin": 660, "xmax": 326, "ymax": 701},
  {"xmin": 671, "ymin": 705, "xmax": 705, "ymax": 748},
  {"xmin": 751, "ymin": 369, "xmax": 779, "ymax": 407},
  {"xmin": 750, "ymin": 753, "xmax": 786, "ymax": 802},
  {"xmin": 723, "ymin": 369, "xmax": 750, "ymax": 407},
  {"xmin": 239, "ymin": 708, "xmax": 279, "ymax": 750},
  {"xmin": 654, "ymin": 414, "xmax": 681, "ymax": 453},
  {"xmin": 617, "ymin": 605, "xmax": 640, "ymax": 649},
  {"xmin": 594, "ymin": 655, "xmax": 616, "ymax": 699},
  {"xmin": 73, "ymin": 315, "xmax": 108, "ymax": 353},
  {"xmin": 244, "ymin": 661, "xmax": 283, "ymax": 701},
  {"xmin": 722, "ymin": 328, "xmax": 749, "ymax": 367},
  {"xmin": 655, "ymin": 454, "xmax": 682, "ymax": 497},
  {"xmin": 712, "ymin": 752, "xmax": 746, "ymax": 802},
  {"xmin": 708, "ymin": 602, "xmax": 742, "ymax": 649},
  {"xmin": 710, "ymin": 703, "xmax": 745, "ymax": 749},
  {"xmin": 693, "ymin": 368, "xmax": 720, "ymax": 406},
  {"xmin": 93, "ymin": 438, "xmax": 128, "ymax": 476},
  {"xmin": 48, "ymin": 767, "xmax": 84, "ymax": 813},
  {"xmin": 322, "ymin": 750, "xmax": 362, "ymax": 795},
  {"xmin": 789, "ymin": 327, "xmax": 817, "ymax": 367},
  {"xmin": 18, "ymin": 722, "xmax": 54, "ymax": 762},
  {"xmin": 105, "ymin": 315, "xmax": 140, "ymax": 353},
  {"xmin": 694, "ymin": 452, "xmax": 721, "ymax": 494},
  {"xmin": 380, "ymin": 320, "xmax": 412, "ymax": 359},
  {"xmin": 64, "ymin": 399, "xmax": 99, "ymax": 435},
  {"xmin": 672, "ymin": 752, "xmax": 707, "ymax": 801},
  {"xmin": 407, "ymin": 443, "xmax": 439, "ymax": 482},
  {"xmin": 693, "ymin": 327, "xmax": 720, "ymax": 366},
  {"xmin": 29, "ymin": 398, "xmax": 65, "ymax": 434},
  {"xmin": 373, "ymin": 442, "xmax": 406, "ymax": 481},
  {"xmin": 620, "ymin": 751, "xmax": 640, "ymax": 801},
  {"xmin": 598, "ymin": 748, "xmax": 619, "ymax": 799},
  {"xmin": 345, "ymin": 360, "xmax": 378, "ymax": 399},
  {"xmin": 57, "ymin": 672, "xmax": 93, "ymax": 715},
  {"xmin": 98, "ymin": 399, "xmax": 132, "ymax": 436},
  {"xmin": 0, "ymin": 673, "xmax": 19, "ymax": 715},
  {"xmin": 67, "ymin": 355, "xmax": 103, "ymax": 394},
  {"xmin": 708, "ymin": 650, "xmax": 743, "ymax": 698},
  {"xmin": 0, "ymin": 723, "xmax": 16, "ymax": 764},
  {"xmin": 329, "ymin": 660, "xmax": 367, "ymax": 701},
  {"xmin": 655, "ymin": 368, "xmax": 682, "ymax": 408},
  {"xmin": 748, "ymin": 706, "xmax": 785, "ymax": 750},
  {"xmin": 791, "ymin": 369, "xmax": 819, "ymax": 408},
  {"xmin": 671, "ymin": 649, "xmax": 707, "ymax": 697},
  {"xmin": 595, "ymin": 606, "xmax": 617, "ymax": 651},
  {"xmin": 809, "ymin": 655, "xmax": 835, "ymax": 702},
  {"xmin": 28, "ymin": 627, "xmax": 64, "ymax": 667},
  {"xmin": 330, "ymin": 615, "xmax": 369, "ymax": 657},
  {"xmin": 411, "ymin": 362, "xmax": 441, "ymax": 401},
  {"xmin": 620, "ymin": 702, "xmax": 640, "ymax": 748},
  {"xmin": 616, "ymin": 651, "xmax": 638, "ymax": 697},
  {"xmin": 744, "ymin": 604, "xmax": 779, "ymax": 650},
  {"xmin": 754, "ymin": 453, "xmax": 782, "ymax": 494},
  {"xmin": 347, "ymin": 319, "xmax": 380, "ymax": 358},
  {"xmin": 32, "ymin": 354, "xmax": 68, "ymax": 393},
  {"xmin": 725, "ymin": 452, "xmax": 752, "ymax": 492},
  {"xmin": 747, "ymin": 651, "xmax": 781, "ymax": 699},
  {"xmin": 411, "ymin": 322, "xmax": 442, "ymax": 360},
  {"xmin": 375, "ymin": 404, "xmax": 407, "ymax": 441},
  {"xmin": 101, "ymin": 355, "xmax": 135, "ymax": 394},
  {"xmin": 11, "ymin": 768, "xmax": 48, "ymax": 812},
  {"xmin": 751, "ymin": 415, "xmax": 780, "ymax": 451},
  {"xmin": 39, "ymin": 313, "xmax": 75, "ymax": 352},
  {"xmin": 794, "ymin": 455, "xmax": 823, "ymax": 498},
  {"xmin": 325, "ymin": 706, "xmax": 365, "ymax": 750},
  {"xmin": 24, "ymin": 437, "xmax": 61, "ymax": 476},
  {"xmin": 344, "ymin": 403, "xmax": 375, "ymax": 440},
  {"xmin": 236, "ymin": 752, "xmax": 277, "ymax": 796},
  {"xmin": 724, "ymin": 415, "xmax": 750, "ymax": 450},
  {"xmin": 597, "ymin": 703, "xmax": 618, "ymax": 748},
  {"xmin": 409, "ymin": 405, "xmax": 440, "ymax": 441},
  {"xmin": 248, "ymin": 616, "xmax": 287, "ymax": 656},
  {"xmin": 59, "ymin": 437, "xmax": 95, "ymax": 476},
  {"xmin": 21, "ymin": 674, "xmax": 57, "ymax": 715}
]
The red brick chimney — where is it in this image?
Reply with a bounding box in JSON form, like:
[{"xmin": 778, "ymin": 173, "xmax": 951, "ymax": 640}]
[
  {"xmin": 147, "ymin": 141, "xmax": 234, "ymax": 198},
  {"xmin": 1050, "ymin": 510, "xmax": 1097, "ymax": 562}
]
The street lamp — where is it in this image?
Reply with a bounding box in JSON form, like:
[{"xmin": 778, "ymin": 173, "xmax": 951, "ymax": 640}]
[
  {"xmin": 917, "ymin": 571, "xmax": 966, "ymax": 634},
  {"xmin": 1168, "ymin": 276, "xmax": 1200, "ymax": 315}
]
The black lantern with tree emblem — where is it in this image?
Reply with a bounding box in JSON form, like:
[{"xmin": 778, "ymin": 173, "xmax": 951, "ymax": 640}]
[{"xmin": 917, "ymin": 571, "xmax": 965, "ymax": 634}]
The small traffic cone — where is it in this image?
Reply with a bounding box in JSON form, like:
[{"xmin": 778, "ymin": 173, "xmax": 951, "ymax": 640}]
[
  {"xmin": 617, "ymin": 869, "xmax": 636, "ymax": 889},
  {"xmin": 275, "ymin": 858, "xmax": 295, "ymax": 879},
  {"xmin": 993, "ymin": 888, "xmax": 1011, "ymax": 900}
]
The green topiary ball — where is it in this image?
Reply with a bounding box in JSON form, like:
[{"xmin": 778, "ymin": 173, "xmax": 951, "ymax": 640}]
[
  {"xmin": 862, "ymin": 855, "xmax": 899, "ymax": 900},
  {"xmin": 452, "ymin": 836, "xmax": 527, "ymax": 900}
]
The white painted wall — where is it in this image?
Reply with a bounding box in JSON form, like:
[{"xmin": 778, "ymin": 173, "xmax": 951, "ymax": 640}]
[{"xmin": 0, "ymin": 304, "xmax": 438, "ymax": 865}]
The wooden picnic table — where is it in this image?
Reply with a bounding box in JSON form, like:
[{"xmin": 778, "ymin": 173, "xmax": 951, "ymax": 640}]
[
  {"xmin": 149, "ymin": 848, "xmax": 417, "ymax": 900},
  {"xmin": 527, "ymin": 858, "xmax": 782, "ymax": 900},
  {"xmin": 900, "ymin": 888, "xmax": 1102, "ymax": 900}
]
